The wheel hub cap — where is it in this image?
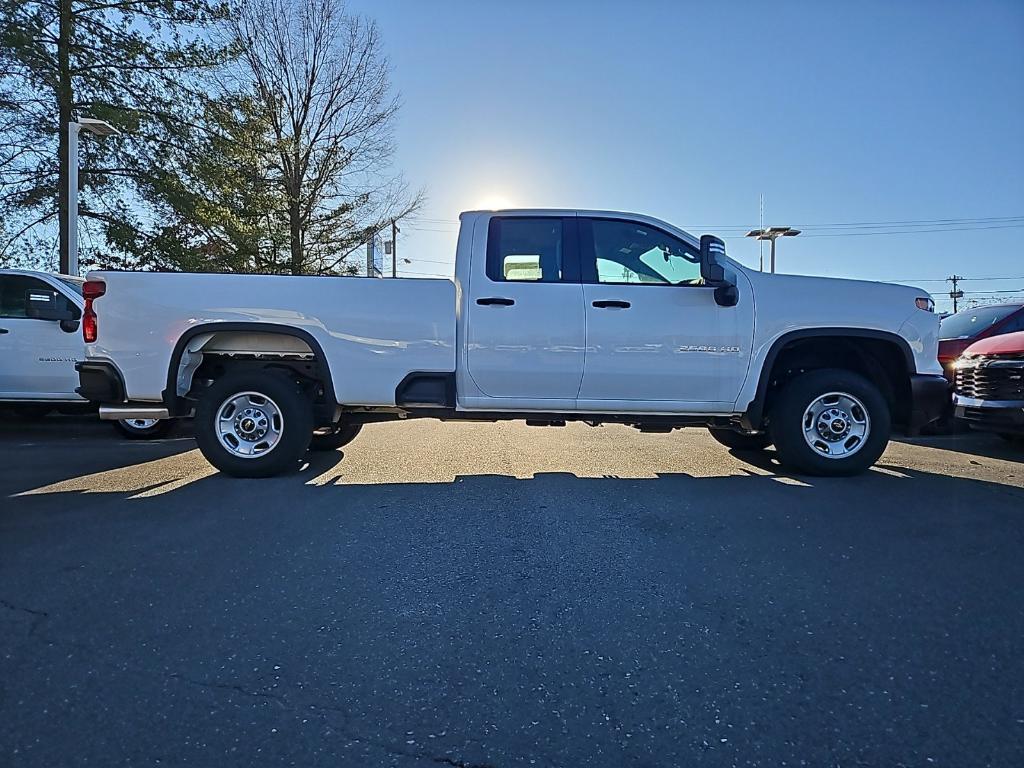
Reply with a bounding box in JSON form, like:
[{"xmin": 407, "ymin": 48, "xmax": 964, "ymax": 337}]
[
  {"xmin": 802, "ymin": 392, "xmax": 870, "ymax": 459},
  {"xmin": 216, "ymin": 392, "xmax": 284, "ymax": 458}
]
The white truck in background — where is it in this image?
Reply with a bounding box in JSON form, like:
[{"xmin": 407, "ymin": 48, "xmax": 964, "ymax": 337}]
[
  {"xmin": 77, "ymin": 209, "xmax": 948, "ymax": 477},
  {"xmin": 0, "ymin": 269, "xmax": 170, "ymax": 438}
]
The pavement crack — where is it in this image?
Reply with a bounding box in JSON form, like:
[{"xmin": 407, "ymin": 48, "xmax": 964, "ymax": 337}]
[
  {"xmin": 168, "ymin": 674, "xmax": 288, "ymax": 708},
  {"xmin": 431, "ymin": 758, "xmax": 496, "ymax": 768},
  {"xmin": 0, "ymin": 598, "xmax": 48, "ymax": 634}
]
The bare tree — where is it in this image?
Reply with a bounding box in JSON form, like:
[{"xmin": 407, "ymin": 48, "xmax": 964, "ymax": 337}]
[{"xmin": 231, "ymin": 0, "xmax": 421, "ymax": 275}]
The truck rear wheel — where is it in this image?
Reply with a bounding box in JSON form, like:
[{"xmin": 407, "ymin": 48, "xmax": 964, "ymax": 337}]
[
  {"xmin": 195, "ymin": 371, "xmax": 313, "ymax": 478},
  {"xmin": 769, "ymin": 368, "xmax": 890, "ymax": 476},
  {"xmin": 707, "ymin": 427, "xmax": 771, "ymax": 451}
]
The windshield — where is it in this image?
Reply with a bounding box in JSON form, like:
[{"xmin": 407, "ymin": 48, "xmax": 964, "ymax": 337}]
[
  {"xmin": 939, "ymin": 305, "xmax": 1019, "ymax": 340},
  {"xmin": 55, "ymin": 276, "xmax": 84, "ymax": 296}
]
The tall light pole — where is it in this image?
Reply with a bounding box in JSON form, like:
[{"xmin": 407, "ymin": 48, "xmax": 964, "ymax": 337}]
[
  {"xmin": 745, "ymin": 226, "xmax": 801, "ymax": 273},
  {"xmin": 67, "ymin": 117, "xmax": 120, "ymax": 276}
]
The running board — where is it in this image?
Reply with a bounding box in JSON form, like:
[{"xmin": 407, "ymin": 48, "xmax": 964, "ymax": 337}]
[{"xmin": 98, "ymin": 404, "xmax": 170, "ymax": 421}]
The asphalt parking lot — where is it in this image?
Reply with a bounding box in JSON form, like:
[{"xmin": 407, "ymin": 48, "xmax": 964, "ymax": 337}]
[{"xmin": 2, "ymin": 417, "xmax": 1023, "ymax": 767}]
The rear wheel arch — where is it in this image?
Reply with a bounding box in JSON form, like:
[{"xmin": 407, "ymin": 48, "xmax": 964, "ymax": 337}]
[
  {"xmin": 743, "ymin": 329, "xmax": 914, "ymax": 430},
  {"xmin": 163, "ymin": 323, "xmax": 338, "ymax": 421}
]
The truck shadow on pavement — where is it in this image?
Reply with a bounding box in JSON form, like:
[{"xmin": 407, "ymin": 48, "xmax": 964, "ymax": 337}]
[
  {"xmin": 893, "ymin": 431, "xmax": 1024, "ymax": 463},
  {"xmin": 3, "ymin": 443, "xmax": 1024, "ymax": 767}
]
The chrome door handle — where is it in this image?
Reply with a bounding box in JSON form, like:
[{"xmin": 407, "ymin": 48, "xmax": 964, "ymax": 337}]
[{"xmin": 592, "ymin": 300, "xmax": 630, "ymax": 309}]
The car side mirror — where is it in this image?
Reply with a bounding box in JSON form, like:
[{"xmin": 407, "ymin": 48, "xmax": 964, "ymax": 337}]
[
  {"xmin": 699, "ymin": 234, "xmax": 727, "ymax": 284},
  {"xmin": 699, "ymin": 234, "xmax": 738, "ymax": 307},
  {"xmin": 25, "ymin": 289, "xmax": 79, "ymax": 323}
]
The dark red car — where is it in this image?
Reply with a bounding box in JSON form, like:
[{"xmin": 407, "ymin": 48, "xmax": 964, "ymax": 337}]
[
  {"xmin": 938, "ymin": 303, "xmax": 1024, "ymax": 383},
  {"xmin": 953, "ymin": 330, "xmax": 1024, "ymax": 440}
]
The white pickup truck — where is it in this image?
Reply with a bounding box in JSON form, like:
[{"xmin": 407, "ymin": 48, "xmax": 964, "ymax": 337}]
[
  {"xmin": 0, "ymin": 269, "xmax": 169, "ymax": 437},
  {"xmin": 77, "ymin": 209, "xmax": 948, "ymax": 477}
]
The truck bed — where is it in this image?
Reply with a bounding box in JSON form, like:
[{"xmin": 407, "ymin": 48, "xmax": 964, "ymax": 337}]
[{"xmin": 87, "ymin": 272, "xmax": 456, "ymax": 406}]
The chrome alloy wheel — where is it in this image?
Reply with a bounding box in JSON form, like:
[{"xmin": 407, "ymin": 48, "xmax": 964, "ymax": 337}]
[
  {"xmin": 121, "ymin": 418, "xmax": 159, "ymax": 430},
  {"xmin": 216, "ymin": 391, "xmax": 284, "ymax": 459},
  {"xmin": 801, "ymin": 391, "xmax": 871, "ymax": 459}
]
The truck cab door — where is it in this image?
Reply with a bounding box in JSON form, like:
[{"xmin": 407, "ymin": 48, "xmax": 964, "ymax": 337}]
[
  {"xmin": 464, "ymin": 216, "xmax": 585, "ymax": 406},
  {"xmin": 575, "ymin": 217, "xmax": 753, "ymax": 411},
  {"xmin": 0, "ymin": 274, "xmax": 83, "ymax": 399}
]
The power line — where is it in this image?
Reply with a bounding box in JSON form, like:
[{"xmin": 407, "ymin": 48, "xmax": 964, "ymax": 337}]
[
  {"xmin": 796, "ymin": 223, "xmax": 1024, "ymax": 238},
  {"xmin": 893, "ymin": 275, "xmax": 1024, "ymax": 283},
  {"xmin": 409, "ymin": 214, "xmax": 1024, "ymax": 229}
]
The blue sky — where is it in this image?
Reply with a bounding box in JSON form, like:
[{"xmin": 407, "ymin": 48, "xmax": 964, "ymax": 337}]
[{"xmin": 349, "ymin": 0, "xmax": 1024, "ymax": 311}]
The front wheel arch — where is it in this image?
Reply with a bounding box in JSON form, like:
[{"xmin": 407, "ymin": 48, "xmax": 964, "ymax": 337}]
[{"xmin": 742, "ymin": 329, "xmax": 913, "ymax": 431}]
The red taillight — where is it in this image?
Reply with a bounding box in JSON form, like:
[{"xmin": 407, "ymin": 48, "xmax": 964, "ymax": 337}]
[
  {"xmin": 82, "ymin": 280, "xmax": 105, "ymax": 343},
  {"xmin": 83, "ymin": 280, "xmax": 105, "ymax": 299},
  {"xmin": 83, "ymin": 304, "xmax": 97, "ymax": 342}
]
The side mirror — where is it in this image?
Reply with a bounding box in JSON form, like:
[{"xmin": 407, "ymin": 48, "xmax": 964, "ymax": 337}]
[
  {"xmin": 699, "ymin": 234, "xmax": 738, "ymax": 307},
  {"xmin": 25, "ymin": 289, "xmax": 79, "ymax": 323},
  {"xmin": 699, "ymin": 234, "xmax": 727, "ymax": 283}
]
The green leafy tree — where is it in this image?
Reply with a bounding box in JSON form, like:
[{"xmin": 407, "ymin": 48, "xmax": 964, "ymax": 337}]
[{"xmin": 0, "ymin": 0, "xmax": 228, "ymax": 271}]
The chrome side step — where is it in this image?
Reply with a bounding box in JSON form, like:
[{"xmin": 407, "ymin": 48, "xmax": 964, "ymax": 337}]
[{"xmin": 98, "ymin": 404, "xmax": 171, "ymax": 421}]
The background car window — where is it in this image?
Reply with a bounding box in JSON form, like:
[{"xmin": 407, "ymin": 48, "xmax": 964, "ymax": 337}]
[
  {"xmin": 938, "ymin": 305, "xmax": 1021, "ymax": 339},
  {"xmin": 998, "ymin": 311, "xmax": 1024, "ymax": 334},
  {"xmin": 486, "ymin": 217, "xmax": 564, "ymax": 282},
  {"xmin": 590, "ymin": 219, "xmax": 701, "ymax": 285},
  {"xmin": 0, "ymin": 275, "xmax": 54, "ymax": 319}
]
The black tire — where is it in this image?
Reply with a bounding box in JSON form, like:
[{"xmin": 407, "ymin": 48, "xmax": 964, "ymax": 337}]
[
  {"xmin": 194, "ymin": 370, "xmax": 313, "ymax": 478},
  {"xmin": 707, "ymin": 427, "xmax": 772, "ymax": 451},
  {"xmin": 769, "ymin": 368, "xmax": 890, "ymax": 477},
  {"xmin": 114, "ymin": 418, "xmax": 174, "ymax": 440},
  {"xmin": 310, "ymin": 422, "xmax": 362, "ymax": 451}
]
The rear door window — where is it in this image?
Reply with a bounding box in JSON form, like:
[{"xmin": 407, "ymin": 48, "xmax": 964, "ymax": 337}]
[{"xmin": 486, "ymin": 217, "xmax": 575, "ymax": 283}]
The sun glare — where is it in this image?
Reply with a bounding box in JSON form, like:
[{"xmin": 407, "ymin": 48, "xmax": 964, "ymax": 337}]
[{"xmin": 474, "ymin": 193, "xmax": 514, "ymax": 210}]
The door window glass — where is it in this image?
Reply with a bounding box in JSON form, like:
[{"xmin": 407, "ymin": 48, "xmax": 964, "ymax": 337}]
[
  {"xmin": 487, "ymin": 217, "xmax": 564, "ymax": 282},
  {"xmin": 0, "ymin": 275, "xmax": 54, "ymax": 318},
  {"xmin": 590, "ymin": 219, "xmax": 701, "ymax": 285}
]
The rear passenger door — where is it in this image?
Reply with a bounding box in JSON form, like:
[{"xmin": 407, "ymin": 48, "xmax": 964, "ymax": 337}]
[{"xmin": 465, "ymin": 216, "xmax": 586, "ymax": 404}]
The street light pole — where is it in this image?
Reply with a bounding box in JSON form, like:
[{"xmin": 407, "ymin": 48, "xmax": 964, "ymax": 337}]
[
  {"xmin": 66, "ymin": 117, "xmax": 120, "ymax": 276},
  {"xmin": 67, "ymin": 122, "xmax": 79, "ymax": 277},
  {"xmin": 744, "ymin": 226, "xmax": 801, "ymax": 273}
]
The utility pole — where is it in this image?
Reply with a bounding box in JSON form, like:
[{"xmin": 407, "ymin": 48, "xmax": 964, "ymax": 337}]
[
  {"xmin": 390, "ymin": 217, "xmax": 400, "ymax": 278},
  {"xmin": 758, "ymin": 193, "xmax": 764, "ymax": 272},
  {"xmin": 947, "ymin": 274, "xmax": 964, "ymax": 313}
]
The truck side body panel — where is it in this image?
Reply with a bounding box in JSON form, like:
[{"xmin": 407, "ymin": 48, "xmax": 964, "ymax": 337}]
[{"xmin": 86, "ymin": 272, "xmax": 456, "ymax": 406}]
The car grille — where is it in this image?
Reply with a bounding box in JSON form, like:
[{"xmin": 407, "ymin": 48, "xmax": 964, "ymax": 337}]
[{"xmin": 955, "ymin": 355, "xmax": 1024, "ymax": 401}]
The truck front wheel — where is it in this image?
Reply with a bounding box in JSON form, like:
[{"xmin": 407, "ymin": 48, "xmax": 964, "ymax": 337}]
[
  {"xmin": 768, "ymin": 369, "xmax": 890, "ymax": 476},
  {"xmin": 195, "ymin": 371, "xmax": 313, "ymax": 478}
]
